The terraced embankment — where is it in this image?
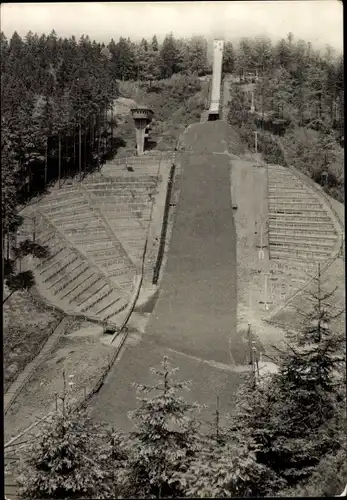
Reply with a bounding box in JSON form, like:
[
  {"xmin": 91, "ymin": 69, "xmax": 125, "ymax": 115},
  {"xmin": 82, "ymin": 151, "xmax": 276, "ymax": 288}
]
[
  {"xmin": 267, "ymin": 163, "xmax": 340, "ymax": 298},
  {"xmin": 265, "ymin": 163, "xmax": 344, "ymax": 330},
  {"xmin": 89, "ymin": 121, "xmax": 247, "ymax": 432},
  {"xmin": 232, "ymin": 157, "xmax": 343, "ymax": 356},
  {"xmin": 19, "ymin": 155, "xmax": 172, "ymax": 326},
  {"xmin": 4, "ymin": 153, "xmax": 173, "ymax": 440}
]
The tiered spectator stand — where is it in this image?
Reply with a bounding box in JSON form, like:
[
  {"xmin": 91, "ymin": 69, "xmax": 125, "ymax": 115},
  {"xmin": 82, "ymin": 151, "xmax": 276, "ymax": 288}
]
[
  {"xmin": 33, "ymin": 186, "xmax": 136, "ymax": 294},
  {"xmin": 19, "ymin": 209, "xmax": 128, "ymax": 325},
  {"xmin": 100, "ymin": 153, "xmax": 174, "ymax": 282},
  {"xmin": 82, "ymin": 174, "xmax": 157, "ymax": 269},
  {"xmin": 266, "ymin": 164, "xmax": 338, "ymax": 305},
  {"xmin": 17, "ymin": 153, "xmax": 168, "ymax": 325}
]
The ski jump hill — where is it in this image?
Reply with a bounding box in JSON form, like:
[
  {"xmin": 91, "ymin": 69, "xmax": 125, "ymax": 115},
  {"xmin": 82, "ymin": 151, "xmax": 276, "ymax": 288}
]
[
  {"xmin": 90, "ymin": 120, "xmax": 244, "ymax": 430},
  {"xmin": 149, "ymin": 120, "xmax": 237, "ymax": 364}
]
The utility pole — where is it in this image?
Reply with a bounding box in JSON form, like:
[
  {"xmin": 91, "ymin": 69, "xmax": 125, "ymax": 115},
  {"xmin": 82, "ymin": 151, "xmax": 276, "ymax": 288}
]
[
  {"xmin": 317, "ymin": 263, "xmax": 321, "ymax": 342},
  {"xmin": 254, "ymin": 343, "xmax": 260, "ymax": 379},
  {"xmin": 79, "ymin": 120, "xmax": 82, "ymax": 182},
  {"xmin": 258, "ymin": 272, "xmax": 273, "ymax": 311},
  {"xmin": 32, "ymin": 216, "xmax": 36, "ymax": 243},
  {"xmin": 256, "ymin": 221, "xmax": 265, "ymax": 260},
  {"xmin": 254, "ymin": 131, "xmax": 259, "ymax": 167},
  {"xmin": 249, "ymin": 286, "xmax": 252, "ymax": 309},
  {"xmin": 252, "ymin": 340, "xmax": 257, "ymax": 378},
  {"xmin": 264, "ymin": 272, "xmax": 268, "ymax": 310},
  {"xmin": 250, "ymin": 91, "xmax": 255, "ymax": 113},
  {"xmin": 261, "ymin": 66, "xmax": 265, "ymax": 124},
  {"xmin": 247, "ymin": 324, "xmax": 253, "ymax": 366},
  {"xmin": 214, "ymin": 396, "xmax": 220, "ymax": 443},
  {"xmin": 97, "ymin": 108, "xmax": 101, "ymax": 172},
  {"xmin": 44, "ymin": 137, "xmax": 48, "ymax": 187},
  {"xmin": 58, "ymin": 135, "xmax": 61, "ymax": 189}
]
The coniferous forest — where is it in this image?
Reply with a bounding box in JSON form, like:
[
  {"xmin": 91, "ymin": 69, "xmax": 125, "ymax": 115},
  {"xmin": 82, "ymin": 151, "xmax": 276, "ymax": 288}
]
[
  {"xmin": 2, "ymin": 31, "xmax": 344, "ymax": 240},
  {"xmin": 2, "ymin": 29, "xmax": 346, "ymax": 499},
  {"xmin": 1, "ymin": 31, "xmax": 213, "ymax": 240}
]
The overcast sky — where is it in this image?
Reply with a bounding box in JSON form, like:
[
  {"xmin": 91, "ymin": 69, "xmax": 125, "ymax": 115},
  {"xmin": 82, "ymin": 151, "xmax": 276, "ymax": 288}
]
[{"xmin": 1, "ymin": 1, "xmax": 343, "ymax": 51}]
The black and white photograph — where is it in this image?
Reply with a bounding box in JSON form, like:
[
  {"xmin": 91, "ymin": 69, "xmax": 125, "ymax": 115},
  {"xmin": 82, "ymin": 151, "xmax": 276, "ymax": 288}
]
[{"xmin": 2, "ymin": 1, "xmax": 345, "ymax": 498}]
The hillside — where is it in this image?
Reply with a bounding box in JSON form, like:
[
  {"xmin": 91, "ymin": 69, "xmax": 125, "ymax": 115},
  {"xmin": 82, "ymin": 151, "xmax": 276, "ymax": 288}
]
[
  {"xmin": 112, "ymin": 74, "xmax": 209, "ymax": 156},
  {"xmin": 235, "ymin": 74, "xmax": 344, "ymax": 204}
]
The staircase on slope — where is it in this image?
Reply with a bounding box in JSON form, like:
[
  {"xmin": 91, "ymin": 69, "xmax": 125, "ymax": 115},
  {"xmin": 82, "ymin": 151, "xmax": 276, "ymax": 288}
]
[
  {"xmin": 34, "ymin": 185, "xmax": 137, "ymax": 293},
  {"xmin": 267, "ymin": 164, "xmax": 338, "ymax": 302},
  {"xmin": 98, "ymin": 154, "xmax": 174, "ymax": 271},
  {"xmin": 18, "ymin": 212, "xmax": 128, "ymax": 325},
  {"xmin": 82, "ymin": 171, "xmax": 158, "ymax": 268}
]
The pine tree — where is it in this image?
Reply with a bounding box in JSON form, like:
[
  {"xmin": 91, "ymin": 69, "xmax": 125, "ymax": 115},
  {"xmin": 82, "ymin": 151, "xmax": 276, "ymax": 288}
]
[
  {"xmin": 143, "ymin": 47, "xmax": 162, "ymax": 84},
  {"xmin": 96, "ymin": 426, "xmax": 128, "ymax": 498},
  {"xmin": 3, "ymin": 233, "xmax": 49, "ymax": 304},
  {"xmin": 176, "ymin": 434, "xmax": 275, "ymax": 497},
  {"xmin": 230, "ymin": 268, "xmax": 346, "ymax": 491},
  {"xmin": 151, "ymin": 34, "xmax": 159, "ymax": 52},
  {"xmin": 112, "ymin": 37, "xmax": 136, "ymax": 81},
  {"xmin": 18, "ymin": 382, "xmax": 110, "ymax": 499},
  {"xmin": 222, "ymin": 41, "xmax": 235, "ymax": 74},
  {"xmin": 235, "ymin": 37, "xmax": 256, "ymax": 76},
  {"xmin": 123, "ymin": 356, "xmax": 202, "ymax": 498},
  {"xmin": 185, "ymin": 36, "xmax": 208, "ymax": 76},
  {"xmin": 253, "ymin": 35, "xmax": 273, "ymax": 72},
  {"xmin": 160, "ymin": 33, "xmax": 179, "ymax": 78},
  {"xmin": 275, "ymin": 37, "xmax": 291, "ymax": 69},
  {"xmin": 1, "ymin": 117, "xmax": 19, "ymax": 235},
  {"xmin": 283, "ymin": 444, "xmax": 347, "ymax": 497},
  {"xmin": 175, "ymin": 393, "xmax": 277, "ymax": 497}
]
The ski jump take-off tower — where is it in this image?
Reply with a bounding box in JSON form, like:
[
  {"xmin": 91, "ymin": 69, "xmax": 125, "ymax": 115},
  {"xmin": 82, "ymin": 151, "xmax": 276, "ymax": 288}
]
[{"xmin": 208, "ymin": 39, "xmax": 224, "ymax": 121}]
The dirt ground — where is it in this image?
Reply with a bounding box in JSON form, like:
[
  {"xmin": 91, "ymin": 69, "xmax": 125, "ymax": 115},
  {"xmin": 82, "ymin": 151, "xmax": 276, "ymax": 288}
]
[
  {"xmin": 229, "ymin": 156, "xmax": 286, "ymax": 356},
  {"xmin": 4, "ymin": 320, "xmax": 119, "ymax": 443},
  {"xmin": 3, "ymin": 286, "xmax": 64, "ymax": 392},
  {"xmin": 89, "ymin": 333, "xmax": 248, "ymax": 434}
]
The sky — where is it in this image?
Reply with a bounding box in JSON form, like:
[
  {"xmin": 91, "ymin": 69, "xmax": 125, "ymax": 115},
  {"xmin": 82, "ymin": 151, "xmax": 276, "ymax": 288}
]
[{"xmin": 1, "ymin": 1, "xmax": 343, "ymax": 51}]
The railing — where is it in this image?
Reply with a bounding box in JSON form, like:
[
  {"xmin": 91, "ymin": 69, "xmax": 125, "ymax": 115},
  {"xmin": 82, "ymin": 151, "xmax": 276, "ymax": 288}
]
[{"xmin": 152, "ymin": 162, "xmax": 176, "ymax": 285}]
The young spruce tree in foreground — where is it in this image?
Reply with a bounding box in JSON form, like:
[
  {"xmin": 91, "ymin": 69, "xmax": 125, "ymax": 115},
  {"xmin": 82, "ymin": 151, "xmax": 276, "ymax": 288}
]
[
  {"xmin": 122, "ymin": 355, "xmax": 203, "ymax": 498},
  {"xmin": 18, "ymin": 378, "xmax": 111, "ymax": 499},
  {"xmin": 230, "ymin": 266, "xmax": 346, "ymax": 492}
]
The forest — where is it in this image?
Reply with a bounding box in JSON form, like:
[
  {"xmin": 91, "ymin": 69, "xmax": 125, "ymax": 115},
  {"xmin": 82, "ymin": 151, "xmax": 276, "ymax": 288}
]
[
  {"xmin": 2, "ymin": 30, "xmax": 344, "ymax": 241},
  {"xmin": 227, "ymin": 34, "xmax": 344, "ymax": 202},
  {"xmin": 1, "ymin": 31, "xmax": 215, "ymax": 240}
]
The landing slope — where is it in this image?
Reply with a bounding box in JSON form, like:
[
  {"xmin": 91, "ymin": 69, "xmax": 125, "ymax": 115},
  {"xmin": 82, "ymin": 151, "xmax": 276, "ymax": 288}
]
[{"xmin": 148, "ymin": 121, "xmax": 237, "ymax": 363}]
